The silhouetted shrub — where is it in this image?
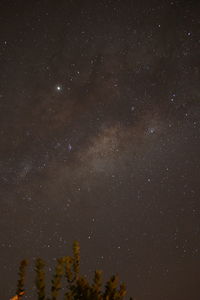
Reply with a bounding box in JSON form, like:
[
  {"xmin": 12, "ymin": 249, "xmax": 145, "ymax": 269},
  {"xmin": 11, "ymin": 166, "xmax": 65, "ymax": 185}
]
[{"xmin": 12, "ymin": 242, "xmax": 132, "ymax": 300}]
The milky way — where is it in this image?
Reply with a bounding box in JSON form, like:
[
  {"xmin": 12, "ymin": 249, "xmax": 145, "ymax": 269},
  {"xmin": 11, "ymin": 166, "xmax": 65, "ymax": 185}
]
[{"xmin": 0, "ymin": 1, "xmax": 200, "ymax": 299}]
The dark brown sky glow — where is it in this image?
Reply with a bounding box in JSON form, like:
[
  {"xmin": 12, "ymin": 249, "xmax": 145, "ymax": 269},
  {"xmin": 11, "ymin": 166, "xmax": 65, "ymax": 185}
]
[{"xmin": 0, "ymin": 1, "xmax": 200, "ymax": 299}]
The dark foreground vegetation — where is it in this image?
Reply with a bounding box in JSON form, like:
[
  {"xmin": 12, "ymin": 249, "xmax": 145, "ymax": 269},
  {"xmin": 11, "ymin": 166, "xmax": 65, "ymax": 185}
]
[{"xmin": 13, "ymin": 242, "xmax": 132, "ymax": 300}]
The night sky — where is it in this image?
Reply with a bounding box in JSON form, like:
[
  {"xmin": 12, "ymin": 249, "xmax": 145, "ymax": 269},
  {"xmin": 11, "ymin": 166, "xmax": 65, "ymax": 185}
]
[{"xmin": 1, "ymin": 0, "xmax": 200, "ymax": 299}]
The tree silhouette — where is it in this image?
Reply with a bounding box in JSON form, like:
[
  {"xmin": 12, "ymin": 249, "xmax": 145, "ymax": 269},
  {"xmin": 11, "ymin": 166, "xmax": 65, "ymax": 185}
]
[{"xmin": 12, "ymin": 242, "xmax": 132, "ymax": 300}]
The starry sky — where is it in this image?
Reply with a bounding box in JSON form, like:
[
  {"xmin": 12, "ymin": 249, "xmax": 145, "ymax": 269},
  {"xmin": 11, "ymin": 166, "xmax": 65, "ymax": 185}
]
[{"xmin": 0, "ymin": 0, "xmax": 200, "ymax": 299}]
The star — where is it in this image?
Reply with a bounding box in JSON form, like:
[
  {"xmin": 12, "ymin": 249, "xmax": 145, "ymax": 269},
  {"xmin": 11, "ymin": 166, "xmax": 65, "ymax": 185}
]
[
  {"xmin": 56, "ymin": 85, "xmax": 62, "ymax": 91},
  {"xmin": 68, "ymin": 143, "xmax": 72, "ymax": 152},
  {"xmin": 148, "ymin": 127, "xmax": 156, "ymax": 134}
]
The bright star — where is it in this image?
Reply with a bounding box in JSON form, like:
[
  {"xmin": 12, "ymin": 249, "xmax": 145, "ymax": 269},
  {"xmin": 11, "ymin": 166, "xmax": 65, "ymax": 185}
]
[
  {"xmin": 147, "ymin": 127, "xmax": 156, "ymax": 134},
  {"xmin": 56, "ymin": 85, "xmax": 62, "ymax": 91},
  {"xmin": 68, "ymin": 143, "xmax": 72, "ymax": 152}
]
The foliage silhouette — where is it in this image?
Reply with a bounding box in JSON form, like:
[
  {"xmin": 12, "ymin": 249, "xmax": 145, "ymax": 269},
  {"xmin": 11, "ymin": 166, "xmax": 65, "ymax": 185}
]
[
  {"xmin": 16, "ymin": 259, "xmax": 28, "ymax": 299},
  {"xmin": 13, "ymin": 242, "xmax": 132, "ymax": 300},
  {"xmin": 35, "ymin": 258, "xmax": 46, "ymax": 300}
]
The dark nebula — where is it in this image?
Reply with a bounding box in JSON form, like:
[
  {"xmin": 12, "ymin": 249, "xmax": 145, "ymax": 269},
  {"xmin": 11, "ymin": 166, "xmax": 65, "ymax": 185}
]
[{"xmin": 0, "ymin": 1, "xmax": 200, "ymax": 299}]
